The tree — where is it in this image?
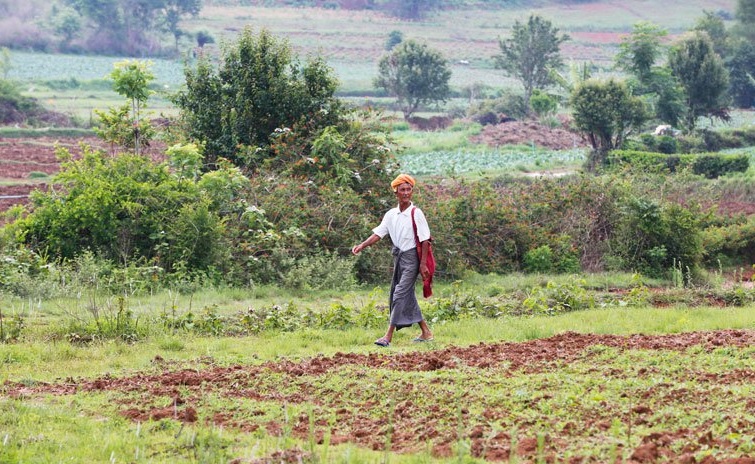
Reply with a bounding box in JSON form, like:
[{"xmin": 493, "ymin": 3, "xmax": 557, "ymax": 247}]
[
  {"xmin": 175, "ymin": 27, "xmax": 342, "ymax": 168},
  {"xmin": 693, "ymin": 11, "xmax": 730, "ymax": 58},
  {"xmin": 729, "ymin": 0, "xmax": 755, "ymax": 107},
  {"xmin": 615, "ymin": 22, "xmax": 667, "ymax": 84},
  {"xmin": 668, "ymin": 32, "xmax": 730, "ymax": 132},
  {"xmin": 613, "ymin": 22, "xmax": 686, "ymax": 127},
  {"xmin": 95, "ymin": 60, "xmax": 155, "ymax": 155},
  {"xmin": 494, "ymin": 14, "xmax": 569, "ymax": 113},
  {"xmin": 736, "ymin": 0, "xmax": 755, "ymax": 39},
  {"xmin": 570, "ymin": 79, "xmax": 648, "ymax": 171},
  {"xmin": 728, "ymin": 41, "xmax": 755, "ymax": 108},
  {"xmin": 159, "ymin": 0, "xmax": 202, "ymax": 52},
  {"xmin": 50, "ymin": 6, "xmax": 82, "ymax": 49},
  {"xmin": 393, "ymin": 0, "xmax": 441, "ymax": 21},
  {"xmin": 373, "ymin": 39, "xmax": 451, "ymax": 120},
  {"xmin": 385, "ymin": 30, "xmax": 403, "ymax": 51},
  {"xmin": 62, "ymin": 0, "xmax": 202, "ymax": 55}
]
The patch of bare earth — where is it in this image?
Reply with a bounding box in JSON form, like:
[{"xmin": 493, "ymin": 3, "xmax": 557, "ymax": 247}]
[
  {"xmin": 470, "ymin": 120, "xmax": 588, "ymax": 151},
  {"xmin": 5, "ymin": 330, "xmax": 755, "ymax": 462}
]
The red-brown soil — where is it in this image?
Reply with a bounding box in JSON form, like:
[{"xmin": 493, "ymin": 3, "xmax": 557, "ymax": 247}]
[
  {"xmin": 471, "ymin": 119, "xmax": 588, "ymax": 151},
  {"xmin": 4, "ymin": 330, "xmax": 755, "ymax": 462}
]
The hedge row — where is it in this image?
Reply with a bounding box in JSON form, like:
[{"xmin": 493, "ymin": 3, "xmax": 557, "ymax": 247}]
[{"xmin": 607, "ymin": 150, "xmax": 750, "ymax": 178}]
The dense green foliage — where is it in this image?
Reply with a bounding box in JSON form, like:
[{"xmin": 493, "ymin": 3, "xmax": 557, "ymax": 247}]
[
  {"xmin": 95, "ymin": 60, "xmax": 156, "ymax": 154},
  {"xmin": 615, "ymin": 21, "xmax": 667, "ymax": 83},
  {"xmin": 55, "ymin": 0, "xmax": 201, "ymax": 55},
  {"xmin": 607, "ymin": 150, "xmax": 750, "ymax": 179},
  {"xmin": 668, "ymin": 32, "xmax": 730, "ymax": 133},
  {"xmin": 14, "ymin": 145, "xmax": 233, "ymax": 274},
  {"xmin": 728, "ymin": 42, "xmax": 755, "ymax": 108},
  {"xmin": 570, "ymin": 78, "xmax": 648, "ymax": 169},
  {"xmin": 374, "ymin": 39, "xmax": 452, "ymax": 120},
  {"xmin": 175, "ymin": 27, "xmax": 344, "ymax": 169},
  {"xmin": 614, "ymin": 22, "xmax": 686, "ymax": 127}
]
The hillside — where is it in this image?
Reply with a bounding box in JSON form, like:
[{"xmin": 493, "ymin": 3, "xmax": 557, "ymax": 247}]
[{"xmin": 190, "ymin": 0, "xmax": 737, "ymax": 66}]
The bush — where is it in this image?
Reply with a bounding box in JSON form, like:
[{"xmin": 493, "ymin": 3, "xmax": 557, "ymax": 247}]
[
  {"xmin": 692, "ymin": 154, "xmax": 750, "ymax": 179},
  {"xmin": 607, "ymin": 150, "xmax": 749, "ymax": 178},
  {"xmin": 702, "ymin": 216, "xmax": 755, "ymax": 267},
  {"xmin": 608, "ymin": 196, "xmax": 703, "ymax": 279},
  {"xmin": 656, "ymin": 135, "xmax": 678, "ymax": 154},
  {"xmin": 523, "ymin": 245, "xmax": 554, "ymax": 273},
  {"xmin": 16, "ymin": 145, "xmax": 234, "ymax": 274},
  {"xmin": 281, "ymin": 250, "xmax": 357, "ymax": 291},
  {"xmin": 467, "ymin": 91, "xmax": 528, "ymax": 121}
]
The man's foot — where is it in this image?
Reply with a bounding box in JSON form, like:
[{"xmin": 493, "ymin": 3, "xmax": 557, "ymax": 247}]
[
  {"xmin": 374, "ymin": 337, "xmax": 390, "ymax": 347},
  {"xmin": 413, "ymin": 335, "xmax": 434, "ymax": 342}
]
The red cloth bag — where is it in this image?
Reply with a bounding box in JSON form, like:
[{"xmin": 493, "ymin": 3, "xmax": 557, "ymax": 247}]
[{"xmin": 411, "ymin": 207, "xmax": 435, "ymax": 298}]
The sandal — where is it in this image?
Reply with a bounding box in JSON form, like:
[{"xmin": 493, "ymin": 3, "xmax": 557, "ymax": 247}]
[
  {"xmin": 374, "ymin": 338, "xmax": 390, "ymax": 347},
  {"xmin": 413, "ymin": 336, "xmax": 434, "ymax": 342}
]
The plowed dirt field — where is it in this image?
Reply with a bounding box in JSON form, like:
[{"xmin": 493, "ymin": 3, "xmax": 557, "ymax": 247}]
[{"xmin": 5, "ymin": 330, "xmax": 755, "ymax": 463}]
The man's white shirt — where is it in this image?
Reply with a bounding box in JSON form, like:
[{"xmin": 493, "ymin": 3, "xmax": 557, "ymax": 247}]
[{"xmin": 373, "ymin": 203, "xmax": 431, "ymax": 252}]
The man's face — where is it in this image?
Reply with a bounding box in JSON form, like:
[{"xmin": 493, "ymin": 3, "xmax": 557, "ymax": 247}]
[{"xmin": 395, "ymin": 183, "xmax": 413, "ymax": 202}]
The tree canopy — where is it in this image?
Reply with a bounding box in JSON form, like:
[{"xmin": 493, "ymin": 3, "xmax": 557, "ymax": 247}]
[
  {"xmin": 175, "ymin": 27, "xmax": 343, "ymax": 168},
  {"xmin": 570, "ymin": 78, "xmax": 648, "ymax": 170},
  {"xmin": 668, "ymin": 32, "xmax": 730, "ymax": 132},
  {"xmin": 494, "ymin": 14, "xmax": 569, "ymax": 112},
  {"xmin": 374, "ymin": 39, "xmax": 452, "ymax": 120},
  {"xmin": 60, "ymin": 0, "xmax": 201, "ymax": 55},
  {"xmin": 615, "ymin": 22, "xmax": 668, "ymax": 84}
]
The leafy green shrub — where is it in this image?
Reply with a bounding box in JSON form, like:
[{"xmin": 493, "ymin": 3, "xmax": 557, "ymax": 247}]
[
  {"xmin": 656, "ymin": 135, "xmax": 678, "ymax": 154},
  {"xmin": 0, "ymin": 310, "xmax": 24, "ymax": 343},
  {"xmin": 524, "ymin": 245, "xmax": 554, "ymax": 273},
  {"xmin": 639, "ymin": 134, "xmax": 657, "ymax": 151},
  {"xmin": 281, "ymin": 250, "xmax": 356, "ymax": 291},
  {"xmin": 467, "ymin": 90, "xmax": 528, "ymax": 120},
  {"xmin": 700, "ymin": 129, "xmax": 746, "ymax": 152},
  {"xmin": 692, "ymin": 154, "xmax": 750, "ymax": 179},
  {"xmin": 676, "ymin": 133, "xmax": 706, "ymax": 153},
  {"xmin": 15, "ymin": 145, "xmax": 236, "ymax": 275},
  {"xmin": 530, "ymin": 89, "xmax": 558, "ymax": 117},
  {"xmin": 607, "ymin": 196, "xmax": 703, "ymax": 278},
  {"xmin": 607, "ymin": 150, "xmax": 749, "ymax": 178},
  {"xmin": 522, "ymin": 278, "xmax": 595, "ymax": 316},
  {"xmin": 701, "ymin": 216, "xmax": 755, "ymax": 267},
  {"xmin": 161, "ymin": 305, "xmax": 224, "ymax": 336},
  {"xmin": 385, "ymin": 30, "xmax": 403, "ymax": 50}
]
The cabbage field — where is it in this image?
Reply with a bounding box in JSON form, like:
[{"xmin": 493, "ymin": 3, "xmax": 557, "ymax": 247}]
[{"xmin": 398, "ymin": 147, "xmax": 587, "ymax": 176}]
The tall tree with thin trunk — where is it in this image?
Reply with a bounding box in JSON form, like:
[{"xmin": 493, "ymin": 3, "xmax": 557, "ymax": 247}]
[{"xmin": 494, "ymin": 14, "xmax": 569, "ymax": 114}]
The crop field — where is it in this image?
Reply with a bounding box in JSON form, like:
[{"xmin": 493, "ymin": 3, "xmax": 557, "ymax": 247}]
[
  {"xmin": 398, "ymin": 148, "xmax": 586, "ymax": 177},
  {"xmin": 7, "ymin": 0, "xmax": 740, "ymax": 119},
  {"xmin": 1, "ymin": 296, "xmax": 755, "ymax": 462}
]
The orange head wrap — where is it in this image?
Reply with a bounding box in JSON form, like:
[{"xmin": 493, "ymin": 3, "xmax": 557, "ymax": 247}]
[{"xmin": 390, "ymin": 174, "xmax": 416, "ymax": 192}]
